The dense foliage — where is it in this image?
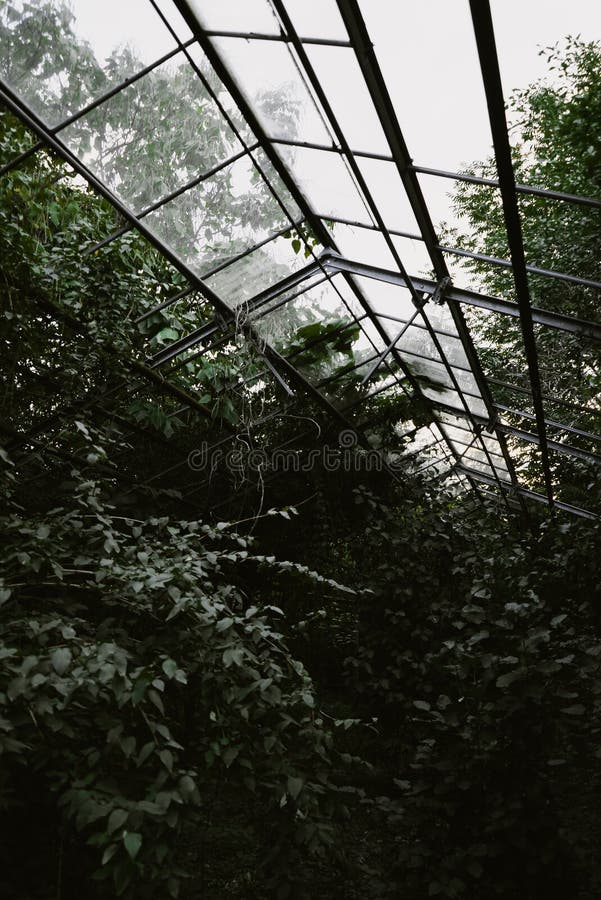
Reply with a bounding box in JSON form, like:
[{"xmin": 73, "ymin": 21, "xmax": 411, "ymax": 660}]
[
  {"xmin": 0, "ymin": 478, "xmax": 353, "ymax": 898},
  {"xmin": 2, "ymin": 18, "xmax": 601, "ymax": 900},
  {"xmin": 445, "ymin": 37, "xmax": 601, "ymax": 507}
]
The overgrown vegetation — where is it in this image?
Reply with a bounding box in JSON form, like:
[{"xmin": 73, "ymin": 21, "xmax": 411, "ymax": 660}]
[
  {"xmin": 1, "ymin": 13, "xmax": 601, "ymax": 900},
  {"xmin": 443, "ymin": 37, "xmax": 601, "ymax": 506}
]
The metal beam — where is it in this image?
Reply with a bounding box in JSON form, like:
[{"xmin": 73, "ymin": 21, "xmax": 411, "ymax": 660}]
[
  {"xmin": 267, "ymin": 140, "xmax": 601, "ymax": 212},
  {"xmin": 457, "ymin": 467, "xmax": 598, "ymax": 520},
  {"xmin": 202, "ymin": 29, "xmax": 352, "ymax": 47},
  {"xmin": 412, "ymin": 164, "xmax": 601, "ymax": 211},
  {"xmin": 335, "ymin": 0, "xmax": 447, "ymax": 279},
  {"xmin": 334, "ymin": 0, "xmax": 523, "ymax": 505},
  {"xmin": 494, "ymin": 422, "xmax": 601, "ymax": 465},
  {"xmin": 469, "ymin": 0, "xmax": 557, "ymax": 511},
  {"xmin": 320, "ymin": 252, "xmax": 601, "ymax": 342},
  {"xmin": 171, "ymin": 0, "xmax": 425, "ymax": 437},
  {"xmin": 0, "ymin": 82, "xmax": 235, "ymax": 322},
  {"xmin": 493, "ymin": 403, "xmax": 601, "ymax": 444},
  {"xmin": 438, "ymin": 243, "xmax": 601, "ymax": 292}
]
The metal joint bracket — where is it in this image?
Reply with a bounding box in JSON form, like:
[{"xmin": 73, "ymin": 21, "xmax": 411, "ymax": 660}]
[
  {"xmin": 432, "ymin": 276, "xmax": 453, "ymax": 306},
  {"xmin": 485, "ymin": 411, "xmax": 499, "ymax": 434}
]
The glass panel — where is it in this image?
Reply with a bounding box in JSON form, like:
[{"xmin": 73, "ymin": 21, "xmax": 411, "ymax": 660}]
[
  {"xmin": 152, "ymin": 0, "xmax": 194, "ymax": 42},
  {"xmin": 466, "ymin": 307, "xmax": 528, "ymax": 385},
  {"xmin": 357, "ymin": 157, "xmax": 419, "ymax": 233},
  {"xmin": 0, "ymin": 0, "xmax": 176, "ymax": 126},
  {"xmin": 289, "ymin": 319, "xmax": 371, "ymax": 384},
  {"xmin": 425, "ymin": 384, "xmax": 487, "ymax": 418},
  {"xmin": 395, "ymin": 323, "xmax": 443, "ymax": 362},
  {"xmin": 403, "ymin": 423, "xmax": 444, "ymax": 454},
  {"xmin": 212, "ymin": 37, "xmax": 330, "ymax": 143},
  {"xmin": 60, "ymin": 52, "xmax": 242, "ymax": 213},
  {"xmin": 403, "ymin": 356, "xmax": 454, "ymax": 392},
  {"xmin": 325, "ymin": 221, "xmax": 397, "ymax": 269},
  {"xmin": 421, "ymin": 298, "xmax": 460, "ymax": 335},
  {"xmin": 358, "ymin": 0, "xmax": 493, "ymax": 170},
  {"xmin": 323, "ymin": 272, "xmax": 365, "ymax": 319},
  {"xmin": 251, "ymin": 270, "xmax": 328, "ymax": 318},
  {"xmin": 186, "ymin": 44, "xmax": 258, "ymax": 148},
  {"xmin": 278, "ymin": 144, "xmax": 370, "ymax": 221},
  {"xmin": 391, "ymin": 235, "xmax": 434, "ymax": 278},
  {"xmin": 255, "ymin": 275, "xmax": 358, "ymax": 347},
  {"xmin": 357, "ymin": 317, "xmax": 387, "ymax": 355},
  {"xmin": 285, "ymin": 0, "xmax": 348, "ymax": 41},
  {"xmin": 327, "ymin": 360, "xmax": 399, "ymax": 405},
  {"xmin": 252, "ymin": 147, "xmax": 302, "ymax": 222},
  {"xmin": 431, "ymin": 332, "xmax": 471, "ymax": 369},
  {"xmin": 441, "ymin": 253, "xmax": 516, "ymax": 297},
  {"xmin": 491, "ymin": 1, "xmax": 601, "ymax": 124},
  {"xmin": 441, "ymin": 423, "xmax": 473, "ymax": 447},
  {"xmin": 353, "ymin": 384, "xmax": 428, "ymax": 433},
  {"xmin": 449, "ymin": 366, "xmax": 481, "ymax": 397},
  {"xmin": 144, "ymin": 151, "xmax": 295, "ymax": 280},
  {"xmin": 464, "ymin": 395, "xmax": 490, "ymax": 419},
  {"xmin": 463, "ymin": 445, "xmax": 509, "ymax": 474},
  {"xmin": 305, "ymin": 46, "xmax": 389, "ymax": 154},
  {"xmin": 188, "ymin": 0, "xmax": 280, "ymax": 33},
  {"xmin": 437, "ymin": 409, "xmax": 471, "ymax": 429},
  {"xmin": 461, "ymin": 456, "xmax": 510, "ymax": 482},
  {"xmin": 352, "ymin": 276, "xmax": 415, "ymax": 320},
  {"xmin": 205, "ymin": 231, "xmax": 312, "ymax": 307},
  {"xmin": 418, "ymin": 173, "xmax": 506, "ymax": 254},
  {"xmin": 479, "ymin": 433, "xmax": 508, "ymax": 456}
]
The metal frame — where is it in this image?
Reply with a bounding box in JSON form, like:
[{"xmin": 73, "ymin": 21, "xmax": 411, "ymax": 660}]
[{"xmin": 2, "ymin": 0, "xmax": 600, "ymax": 519}]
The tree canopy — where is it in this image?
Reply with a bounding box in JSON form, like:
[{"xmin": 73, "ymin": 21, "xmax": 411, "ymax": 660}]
[{"xmin": 446, "ymin": 37, "xmax": 601, "ymax": 506}]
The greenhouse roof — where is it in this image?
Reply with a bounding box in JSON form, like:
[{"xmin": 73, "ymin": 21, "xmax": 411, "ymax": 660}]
[{"xmin": 1, "ymin": 0, "xmax": 600, "ymax": 518}]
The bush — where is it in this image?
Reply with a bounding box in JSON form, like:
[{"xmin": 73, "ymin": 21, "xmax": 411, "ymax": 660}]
[
  {"xmin": 0, "ymin": 474, "xmax": 350, "ymax": 898},
  {"xmin": 344, "ymin": 491, "xmax": 601, "ymax": 898}
]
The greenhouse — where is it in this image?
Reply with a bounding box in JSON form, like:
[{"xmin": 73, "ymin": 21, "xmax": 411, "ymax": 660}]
[{"xmin": 1, "ymin": 1, "xmax": 600, "ymax": 898}]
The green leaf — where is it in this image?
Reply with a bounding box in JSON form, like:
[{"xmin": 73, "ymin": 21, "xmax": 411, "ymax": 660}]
[
  {"xmin": 123, "ymin": 831, "xmax": 142, "ymax": 860},
  {"xmin": 495, "ymin": 669, "xmax": 524, "ymax": 688},
  {"xmin": 561, "ymin": 704, "xmax": 586, "ymax": 715},
  {"xmin": 107, "ymin": 809, "xmax": 128, "ymax": 834},
  {"xmin": 101, "ymin": 843, "xmax": 119, "ymax": 866},
  {"xmin": 222, "ymin": 647, "xmax": 244, "ymax": 668},
  {"xmin": 159, "ymin": 749, "xmax": 174, "ymax": 772},
  {"xmin": 162, "ymin": 658, "xmax": 178, "ymax": 679},
  {"xmin": 137, "ymin": 742, "xmax": 155, "ymax": 767},
  {"xmin": 178, "ymin": 775, "xmax": 196, "ymax": 796},
  {"xmin": 223, "ymin": 746, "xmax": 239, "ymax": 768},
  {"xmin": 287, "ymin": 775, "xmax": 303, "ymax": 799},
  {"xmin": 51, "ymin": 647, "xmax": 72, "ymax": 675}
]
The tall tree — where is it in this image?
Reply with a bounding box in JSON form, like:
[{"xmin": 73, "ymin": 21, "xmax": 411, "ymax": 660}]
[{"xmin": 445, "ymin": 37, "xmax": 601, "ymax": 506}]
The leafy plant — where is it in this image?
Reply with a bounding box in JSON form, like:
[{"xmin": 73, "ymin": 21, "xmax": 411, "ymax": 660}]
[{"xmin": 0, "ymin": 471, "xmax": 355, "ymax": 898}]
